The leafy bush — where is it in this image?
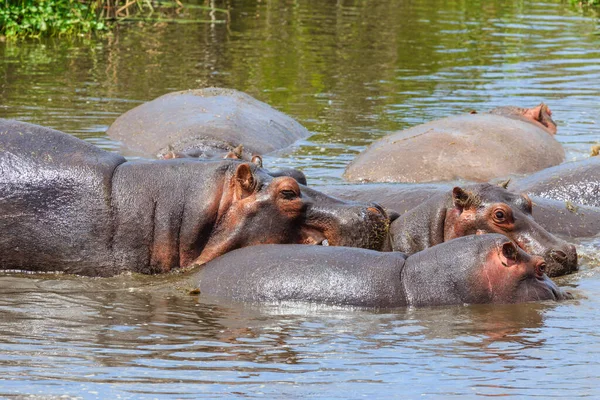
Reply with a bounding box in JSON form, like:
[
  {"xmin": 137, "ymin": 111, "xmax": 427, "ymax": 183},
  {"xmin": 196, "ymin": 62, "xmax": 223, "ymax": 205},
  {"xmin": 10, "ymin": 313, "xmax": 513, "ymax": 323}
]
[
  {"xmin": 0, "ymin": 0, "xmax": 108, "ymax": 37},
  {"xmin": 572, "ymin": 0, "xmax": 600, "ymax": 5}
]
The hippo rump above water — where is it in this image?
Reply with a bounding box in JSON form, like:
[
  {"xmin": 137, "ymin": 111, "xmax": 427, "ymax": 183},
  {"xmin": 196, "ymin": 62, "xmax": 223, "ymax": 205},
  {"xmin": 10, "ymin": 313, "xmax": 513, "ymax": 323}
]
[
  {"xmin": 198, "ymin": 235, "xmax": 572, "ymax": 308},
  {"xmin": 320, "ymin": 182, "xmax": 579, "ymax": 277},
  {"xmin": 107, "ymin": 87, "xmax": 311, "ymax": 160},
  {"xmin": 344, "ymin": 103, "xmax": 565, "ymax": 183},
  {"xmin": 0, "ymin": 119, "xmax": 390, "ymax": 277}
]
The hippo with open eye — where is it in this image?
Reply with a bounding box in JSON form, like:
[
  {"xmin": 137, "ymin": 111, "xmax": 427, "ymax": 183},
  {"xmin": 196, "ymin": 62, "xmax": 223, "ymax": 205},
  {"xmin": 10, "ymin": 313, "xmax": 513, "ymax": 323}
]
[
  {"xmin": 319, "ymin": 183, "xmax": 578, "ymax": 277},
  {"xmin": 197, "ymin": 234, "xmax": 572, "ymax": 308},
  {"xmin": 344, "ymin": 103, "xmax": 564, "ymax": 183},
  {"xmin": 389, "ymin": 183, "xmax": 578, "ymax": 277},
  {"xmin": 0, "ymin": 119, "xmax": 391, "ymax": 277}
]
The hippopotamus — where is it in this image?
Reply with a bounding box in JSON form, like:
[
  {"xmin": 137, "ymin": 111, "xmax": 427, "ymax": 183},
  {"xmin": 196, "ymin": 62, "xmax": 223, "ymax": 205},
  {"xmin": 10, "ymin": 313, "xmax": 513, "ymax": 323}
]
[
  {"xmin": 107, "ymin": 87, "xmax": 311, "ymax": 160},
  {"xmin": 510, "ymin": 156, "xmax": 600, "ymax": 208},
  {"xmin": 344, "ymin": 103, "xmax": 564, "ymax": 183},
  {"xmin": 320, "ymin": 183, "xmax": 600, "ymax": 239},
  {"xmin": 197, "ymin": 234, "xmax": 572, "ymax": 308},
  {"xmin": 319, "ymin": 182, "xmax": 578, "ymax": 277},
  {"xmin": 0, "ymin": 119, "xmax": 391, "ymax": 277}
]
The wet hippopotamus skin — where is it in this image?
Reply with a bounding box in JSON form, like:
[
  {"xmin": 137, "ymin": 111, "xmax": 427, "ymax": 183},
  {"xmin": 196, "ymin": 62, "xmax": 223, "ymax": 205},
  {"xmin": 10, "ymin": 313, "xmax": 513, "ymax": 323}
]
[
  {"xmin": 319, "ymin": 183, "xmax": 600, "ymax": 239},
  {"xmin": 0, "ymin": 119, "xmax": 390, "ymax": 276},
  {"xmin": 198, "ymin": 234, "xmax": 571, "ymax": 307},
  {"xmin": 510, "ymin": 156, "xmax": 600, "ymax": 208},
  {"xmin": 320, "ymin": 183, "xmax": 579, "ymax": 277},
  {"xmin": 344, "ymin": 104, "xmax": 564, "ymax": 183},
  {"xmin": 107, "ymin": 87, "xmax": 310, "ymax": 160}
]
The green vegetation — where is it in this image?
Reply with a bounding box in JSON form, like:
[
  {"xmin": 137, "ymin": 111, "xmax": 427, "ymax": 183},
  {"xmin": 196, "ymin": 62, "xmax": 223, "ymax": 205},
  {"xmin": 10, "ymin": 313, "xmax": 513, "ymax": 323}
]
[
  {"xmin": 572, "ymin": 0, "xmax": 600, "ymax": 5},
  {"xmin": 0, "ymin": 0, "xmax": 228, "ymax": 38},
  {"xmin": 0, "ymin": 0, "xmax": 106, "ymax": 37}
]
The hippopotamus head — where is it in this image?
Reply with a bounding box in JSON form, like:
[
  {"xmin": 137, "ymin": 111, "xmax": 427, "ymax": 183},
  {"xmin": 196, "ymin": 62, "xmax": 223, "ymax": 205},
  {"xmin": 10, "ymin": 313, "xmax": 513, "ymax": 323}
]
[
  {"xmin": 391, "ymin": 182, "xmax": 577, "ymax": 277},
  {"xmin": 443, "ymin": 183, "xmax": 577, "ymax": 277},
  {"xmin": 194, "ymin": 161, "xmax": 391, "ymax": 264},
  {"xmin": 403, "ymin": 234, "xmax": 572, "ymax": 306},
  {"xmin": 489, "ymin": 103, "xmax": 557, "ymax": 135}
]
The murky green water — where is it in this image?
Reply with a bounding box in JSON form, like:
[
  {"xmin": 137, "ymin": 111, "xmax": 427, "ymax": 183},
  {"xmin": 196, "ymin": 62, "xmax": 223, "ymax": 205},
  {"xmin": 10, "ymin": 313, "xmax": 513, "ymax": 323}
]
[{"xmin": 0, "ymin": 0, "xmax": 599, "ymax": 397}]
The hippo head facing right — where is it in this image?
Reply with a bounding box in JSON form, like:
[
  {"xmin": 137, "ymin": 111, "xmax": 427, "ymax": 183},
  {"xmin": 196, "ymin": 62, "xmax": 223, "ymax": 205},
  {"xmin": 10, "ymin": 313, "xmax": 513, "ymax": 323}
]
[
  {"xmin": 403, "ymin": 234, "xmax": 572, "ymax": 306},
  {"xmin": 476, "ymin": 236, "xmax": 572, "ymax": 303},
  {"xmin": 194, "ymin": 162, "xmax": 391, "ymax": 264},
  {"xmin": 442, "ymin": 183, "xmax": 578, "ymax": 277}
]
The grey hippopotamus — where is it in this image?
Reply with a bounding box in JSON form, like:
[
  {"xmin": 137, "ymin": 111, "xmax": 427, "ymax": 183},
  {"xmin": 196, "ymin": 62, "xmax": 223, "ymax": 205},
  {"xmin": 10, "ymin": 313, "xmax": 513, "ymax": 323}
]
[
  {"xmin": 320, "ymin": 183, "xmax": 578, "ymax": 277},
  {"xmin": 107, "ymin": 87, "xmax": 310, "ymax": 160},
  {"xmin": 0, "ymin": 119, "xmax": 390, "ymax": 276},
  {"xmin": 510, "ymin": 156, "xmax": 600, "ymax": 208},
  {"xmin": 344, "ymin": 103, "xmax": 564, "ymax": 183},
  {"xmin": 198, "ymin": 234, "xmax": 572, "ymax": 308},
  {"xmin": 319, "ymin": 183, "xmax": 600, "ymax": 239}
]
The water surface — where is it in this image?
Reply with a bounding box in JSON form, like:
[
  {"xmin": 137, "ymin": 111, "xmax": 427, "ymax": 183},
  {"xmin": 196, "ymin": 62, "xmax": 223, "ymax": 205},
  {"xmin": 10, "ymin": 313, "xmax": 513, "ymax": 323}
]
[{"xmin": 0, "ymin": 0, "xmax": 599, "ymax": 397}]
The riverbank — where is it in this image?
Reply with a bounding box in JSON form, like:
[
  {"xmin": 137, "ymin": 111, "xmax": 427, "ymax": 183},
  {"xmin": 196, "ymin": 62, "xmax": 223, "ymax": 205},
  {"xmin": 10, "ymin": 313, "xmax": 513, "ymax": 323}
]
[{"xmin": 0, "ymin": 0, "xmax": 228, "ymax": 38}]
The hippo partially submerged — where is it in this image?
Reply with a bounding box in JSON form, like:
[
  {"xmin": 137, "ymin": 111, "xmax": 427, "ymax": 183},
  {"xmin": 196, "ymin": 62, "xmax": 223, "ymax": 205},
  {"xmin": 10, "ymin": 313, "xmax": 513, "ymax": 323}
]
[
  {"xmin": 344, "ymin": 104, "xmax": 564, "ymax": 183},
  {"xmin": 320, "ymin": 182, "xmax": 600, "ymax": 239},
  {"xmin": 510, "ymin": 156, "xmax": 600, "ymax": 208},
  {"xmin": 320, "ymin": 183, "xmax": 578, "ymax": 277},
  {"xmin": 0, "ymin": 119, "xmax": 390, "ymax": 276},
  {"xmin": 198, "ymin": 235, "xmax": 571, "ymax": 308},
  {"xmin": 389, "ymin": 183, "xmax": 577, "ymax": 277},
  {"xmin": 107, "ymin": 88, "xmax": 310, "ymax": 160}
]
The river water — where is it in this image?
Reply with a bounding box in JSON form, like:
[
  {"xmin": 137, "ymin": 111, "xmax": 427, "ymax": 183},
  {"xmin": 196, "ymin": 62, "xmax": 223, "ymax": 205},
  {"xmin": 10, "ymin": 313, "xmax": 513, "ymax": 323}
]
[{"xmin": 0, "ymin": 0, "xmax": 599, "ymax": 398}]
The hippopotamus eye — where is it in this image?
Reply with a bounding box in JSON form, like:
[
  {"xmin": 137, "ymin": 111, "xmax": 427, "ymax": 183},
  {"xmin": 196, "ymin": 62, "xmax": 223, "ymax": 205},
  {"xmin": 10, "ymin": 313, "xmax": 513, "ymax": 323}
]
[
  {"xmin": 494, "ymin": 210, "xmax": 505, "ymax": 221},
  {"xmin": 280, "ymin": 189, "xmax": 299, "ymax": 200},
  {"xmin": 536, "ymin": 262, "xmax": 547, "ymax": 277}
]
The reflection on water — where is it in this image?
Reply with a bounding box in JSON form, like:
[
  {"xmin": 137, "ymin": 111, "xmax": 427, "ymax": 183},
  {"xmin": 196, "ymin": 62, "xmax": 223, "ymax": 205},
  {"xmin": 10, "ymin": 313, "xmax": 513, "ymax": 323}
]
[
  {"xmin": 0, "ymin": 0, "xmax": 599, "ymax": 397},
  {"xmin": 0, "ymin": 274, "xmax": 588, "ymax": 398}
]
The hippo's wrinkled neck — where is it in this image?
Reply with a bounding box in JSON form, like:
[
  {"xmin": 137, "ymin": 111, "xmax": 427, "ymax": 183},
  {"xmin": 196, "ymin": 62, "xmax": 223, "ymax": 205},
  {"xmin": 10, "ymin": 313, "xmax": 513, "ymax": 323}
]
[
  {"xmin": 390, "ymin": 193, "xmax": 447, "ymax": 253},
  {"xmin": 111, "ymin": 160, "xmax": 225, "ymax": 274}
]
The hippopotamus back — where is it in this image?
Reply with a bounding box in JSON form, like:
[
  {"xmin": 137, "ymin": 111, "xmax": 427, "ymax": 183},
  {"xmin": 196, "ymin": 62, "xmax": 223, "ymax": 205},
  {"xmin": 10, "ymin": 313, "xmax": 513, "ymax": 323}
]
[
  {"xmin": 107, "ymin": 88, "xmax": 311, "ymax": 158},
  {"xmin": 510, "ymin": 156, "xmax": 600, "ymax": 208},
  {"xmin": 344, "ymin": 110, "xmax": 565, "ymax": 183},
  {"xmin": 0, "ymin": 119, "xmax": 126, "ymax": 274},
  {"xmin": 199, "ymin": 245, "xmax": 408, "ymax": 307}
]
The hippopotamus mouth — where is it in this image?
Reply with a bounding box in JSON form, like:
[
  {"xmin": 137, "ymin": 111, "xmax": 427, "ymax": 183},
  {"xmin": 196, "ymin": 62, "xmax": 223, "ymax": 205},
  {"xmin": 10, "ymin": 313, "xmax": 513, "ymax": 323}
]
[{"xmin": 531, "ymin": 273, "xmax": 573, "ymax": 301}]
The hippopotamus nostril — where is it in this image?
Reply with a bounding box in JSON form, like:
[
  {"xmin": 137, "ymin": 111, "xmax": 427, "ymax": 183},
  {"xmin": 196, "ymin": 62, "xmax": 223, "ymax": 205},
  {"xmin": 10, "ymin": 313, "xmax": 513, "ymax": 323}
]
[
  {"xmin": 568, "ymin": 244, "xmax": 577, "ymax": 259},
  {"xmin": 551, "ymin": 250, "xmax": 567, "ymax": 262},
  {"xmin": 367, "ymin": 202, "xmax": 387, "ymax": 218}
]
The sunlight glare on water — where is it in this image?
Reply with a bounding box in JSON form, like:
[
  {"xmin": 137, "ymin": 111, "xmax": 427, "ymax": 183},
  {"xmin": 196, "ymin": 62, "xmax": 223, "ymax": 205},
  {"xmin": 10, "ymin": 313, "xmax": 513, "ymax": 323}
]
[{"xmin": 0, "ymin": 0, "xmax": 599, "ymax": 398}]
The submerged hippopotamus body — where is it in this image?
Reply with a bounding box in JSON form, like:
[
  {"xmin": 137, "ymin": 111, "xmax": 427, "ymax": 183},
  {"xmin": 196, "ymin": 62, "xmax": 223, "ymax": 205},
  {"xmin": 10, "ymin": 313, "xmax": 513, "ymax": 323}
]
[
  {"xmin": 0, "ymin": 119, "xmax": 390, "ymax": 276},
  {"xmin": 344, "ymin": 104, "xmax": 564, "ymax": 183},
  {"xmin": 107, "ymin": 88, "xmax": 310, "ymax": 160},
  {"xmin": 510, "ymin": 156, "xmax": 600, "ymax": 208},
  {"xmin": 198, "ymin": 235, "xmax": 571, "ymax": 308},
  {"xmin": 320, "ymin": 183, "xmax": 578, "ymax": 277}
]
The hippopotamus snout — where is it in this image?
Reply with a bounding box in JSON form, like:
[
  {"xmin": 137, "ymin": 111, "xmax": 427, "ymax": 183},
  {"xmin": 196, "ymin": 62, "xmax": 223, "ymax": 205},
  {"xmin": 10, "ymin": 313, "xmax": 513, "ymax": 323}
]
[
  {"xmin": 534, "ymin": 274, "xmax": 573, "ymax": 301},
  {"xmin": 302, "ymin": 188, "xmax": 392, "ymax": 251},
  {"xmin": 545, "ymin": 243, "xmax": 578, "ymax": 277}
]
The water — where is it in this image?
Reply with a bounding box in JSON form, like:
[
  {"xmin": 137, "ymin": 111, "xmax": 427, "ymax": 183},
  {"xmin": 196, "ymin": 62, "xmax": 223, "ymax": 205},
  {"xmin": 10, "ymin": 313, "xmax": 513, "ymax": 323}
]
[{"xmin": 0, "ymin": 0, "xmax": 599, "ymax": 397}]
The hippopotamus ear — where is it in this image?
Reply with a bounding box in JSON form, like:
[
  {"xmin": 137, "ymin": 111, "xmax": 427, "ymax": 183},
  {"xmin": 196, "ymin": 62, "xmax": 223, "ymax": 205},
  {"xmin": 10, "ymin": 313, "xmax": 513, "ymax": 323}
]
[
  {"xmin": 497, "ymin": 178, "xmax": 511, "ymax": 189},
  {"xmin": 224, "ymin": 144, "xmax": 244, "ymax": 160},
  {"xmin": 500, "ymin": 241, "xmax": 519, "ymax": 267},
  {"xmin": 524, "ymin": 103, "xmax": 557, "ymax": 134},
  {"xmin": 251, "ymin": 155, "xmax": 263, "ymax": 168},
  {"xmin": 234, "ymin": 163, "xmax": 256, "ymax": 199},
  {"xmin": 452, "ymin": 187, "xmax": 480, "ymax": 212}
]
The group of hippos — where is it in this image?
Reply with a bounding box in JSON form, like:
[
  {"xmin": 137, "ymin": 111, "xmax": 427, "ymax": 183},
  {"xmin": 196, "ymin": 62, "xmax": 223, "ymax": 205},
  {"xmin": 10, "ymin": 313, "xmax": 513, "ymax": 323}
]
[{"xmin": 2, "ymin": 87, "xmax": 599, "ymax": 308}]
